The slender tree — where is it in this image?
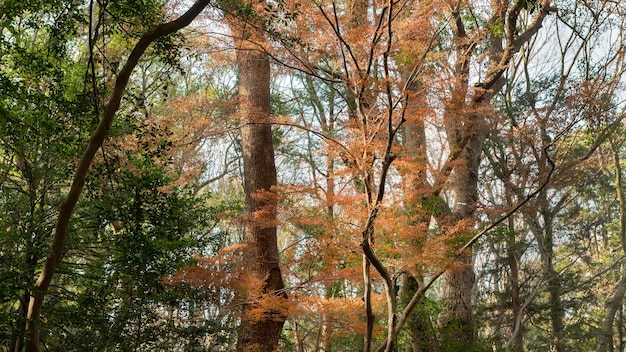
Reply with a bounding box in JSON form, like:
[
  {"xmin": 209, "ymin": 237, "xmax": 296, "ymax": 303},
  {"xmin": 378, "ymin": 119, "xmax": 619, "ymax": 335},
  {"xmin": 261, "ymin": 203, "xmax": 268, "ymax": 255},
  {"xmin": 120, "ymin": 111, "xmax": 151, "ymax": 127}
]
[{"xmin": 22, "ymin": 2, "xmax": 212, "ymax": 350}]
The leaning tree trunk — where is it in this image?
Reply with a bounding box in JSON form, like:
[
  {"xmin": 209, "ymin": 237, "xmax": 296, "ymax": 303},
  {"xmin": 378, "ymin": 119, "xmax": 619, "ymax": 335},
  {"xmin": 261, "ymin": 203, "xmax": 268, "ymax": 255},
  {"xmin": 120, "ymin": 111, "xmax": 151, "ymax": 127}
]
[
  {"xmin": 233, "ymin": 9, "xmax": 286, "ymax": 352},
  {"xmin": 22, "ymin": 2, "xmax": 212, "ymax": 350}
]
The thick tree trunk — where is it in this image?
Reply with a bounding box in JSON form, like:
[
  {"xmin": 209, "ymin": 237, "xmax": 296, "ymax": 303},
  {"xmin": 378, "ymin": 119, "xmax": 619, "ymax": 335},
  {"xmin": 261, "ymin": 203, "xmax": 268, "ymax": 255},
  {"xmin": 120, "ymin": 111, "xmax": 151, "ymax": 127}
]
[
  {"xmin": 436, "ymin": 0, "xmax": 552, "ymax": 347},
  {"xmin": 399, "ymin": 274, "xmax": 437, "ymax": 352},
  {"xmin": 439, "ymin": 253, "xmax": 475, "ymax": 343},
  {"xmin": 437, "ymin": 2, "xmax": 481, "ymax": 343},
  {"xmin": 234, "ymin": 20, "xmax": 286, "ymax": 352},
  {"xmin": 438, "ymin": 123, "xmax": 486, "ymax": 344}
]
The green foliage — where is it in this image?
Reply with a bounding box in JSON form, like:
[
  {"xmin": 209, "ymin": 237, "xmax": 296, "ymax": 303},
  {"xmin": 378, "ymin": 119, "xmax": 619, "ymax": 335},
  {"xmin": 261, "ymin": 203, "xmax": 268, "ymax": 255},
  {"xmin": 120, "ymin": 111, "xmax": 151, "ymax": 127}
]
[
  {"xmin": 0, "ymin": 1, "xmax": 239, "ymax": 349},
  {"xmin": 421, "ymin": 195, "xmax": 448, "ymax": 216},
  {"xmin": 488, "ymin": 17, "xmax": 505, "ymax": 38},
  {"xmin": 40, "ymin": 117, "xmax": 229, "ymax": 350},
  {"xmin": 438, "ymin": 321, "xmax": 492, "ymax": 352},
  {"xmin": 0, "ymin": 2, "xmax": 97, "ymax": 347}
]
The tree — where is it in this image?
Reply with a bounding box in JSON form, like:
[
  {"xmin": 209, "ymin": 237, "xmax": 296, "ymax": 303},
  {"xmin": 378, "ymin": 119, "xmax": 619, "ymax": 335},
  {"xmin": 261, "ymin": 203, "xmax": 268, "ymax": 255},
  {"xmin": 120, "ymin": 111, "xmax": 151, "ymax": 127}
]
[
  {"xmin": 12, "ymin": 1, "xmax": 214, "ymax": 350},
  {"xmin": 0, "ymin": 2, "xmax": 95, "ymax": 349},
  {"xmin": 5, "ymin": 0, "xmax": 626, "ymax": 350},
  {"xmin": 219, "ymin": 1, "xmax": 288, "ymax": 350},
  {"xmin": 257, "ymin": 0, "xmax": 556, "ymax": 349},
  {"xmin": 475, "ymin": 0, "xmax": 626, "ymax": 350}
]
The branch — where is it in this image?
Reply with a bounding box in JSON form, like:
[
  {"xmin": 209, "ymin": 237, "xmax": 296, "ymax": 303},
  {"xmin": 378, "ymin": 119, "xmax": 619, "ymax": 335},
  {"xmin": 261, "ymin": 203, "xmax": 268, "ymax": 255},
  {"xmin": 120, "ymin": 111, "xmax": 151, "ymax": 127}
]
[
  {"xmin": 475, "ymin": 0, "xmax": 555, "ymax": 103},
  {"xmin": 25, "ymin": 1, "xmax": 212, "ymax": 351},
  {"xmin": 376, "ymin": 144, "xmax": 556, "ymax": 352}
]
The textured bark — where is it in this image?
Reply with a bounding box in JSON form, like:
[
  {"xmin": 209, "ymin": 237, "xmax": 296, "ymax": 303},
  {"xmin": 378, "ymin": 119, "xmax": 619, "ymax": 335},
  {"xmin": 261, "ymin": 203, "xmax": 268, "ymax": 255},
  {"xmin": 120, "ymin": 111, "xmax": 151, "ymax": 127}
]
[
  {"xmin": 439, "ymin": 254, "xmax": 476, "ymax": 343},
  {"xmin": 399, "ymin": 274, "xmax": 438, "ymax": 352},
  {"xmin": 233, "ymin": 13, "xmax": 286, "ymax": 352},
  {"xmin": 438, "ymin": 119, "xmax": 486, "ymax": 344},
  {"xmin": 436, "ymin": 1, "xmax": 481, "ymax": 342},
  {"xmin": 22, "ymin": 2, "xmax": 211, "ymax": 350}
]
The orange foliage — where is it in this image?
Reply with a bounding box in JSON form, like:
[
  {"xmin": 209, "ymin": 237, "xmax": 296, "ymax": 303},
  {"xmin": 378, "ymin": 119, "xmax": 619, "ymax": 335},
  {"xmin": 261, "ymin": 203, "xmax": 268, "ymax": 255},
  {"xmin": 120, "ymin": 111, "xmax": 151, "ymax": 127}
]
[{"xmin": 166, "ymin": 0, "xmax": 510, "ymax": 346}]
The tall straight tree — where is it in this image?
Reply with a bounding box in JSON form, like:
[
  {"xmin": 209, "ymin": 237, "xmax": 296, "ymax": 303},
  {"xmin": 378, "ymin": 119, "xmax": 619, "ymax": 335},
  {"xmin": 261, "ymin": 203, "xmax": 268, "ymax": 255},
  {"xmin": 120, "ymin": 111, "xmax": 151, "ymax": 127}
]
[{"xmin": 225, "ymin": 1, "xmax": 287, "ymax": 350}]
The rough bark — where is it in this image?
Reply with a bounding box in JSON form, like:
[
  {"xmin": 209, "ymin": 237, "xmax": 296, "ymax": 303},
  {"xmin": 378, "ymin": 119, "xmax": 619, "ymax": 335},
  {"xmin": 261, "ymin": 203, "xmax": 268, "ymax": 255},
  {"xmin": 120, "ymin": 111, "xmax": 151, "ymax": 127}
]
[
  {"xmin": 399, "ymin": 274, "xmax": 438, "ymax": 352},
  {"xmin": 438, "ymin": 116, "xmax": 486, "ymax": 343},
  {"xmin": 436, "ymin": 1, "xmax": 481, "ymax": 342},
  {"xmin": 233, "ymin": 10, "xmax": 286, "ymax": 351},
  {"xmin": 22, "ymin": 2, "xmax": 211, "ymax": 350}
]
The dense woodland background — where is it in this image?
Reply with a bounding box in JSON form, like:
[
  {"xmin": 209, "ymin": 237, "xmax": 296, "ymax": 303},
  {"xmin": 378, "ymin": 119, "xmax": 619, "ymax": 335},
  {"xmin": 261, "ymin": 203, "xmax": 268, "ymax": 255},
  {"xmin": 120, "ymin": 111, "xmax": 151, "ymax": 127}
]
[{"xmin": 2, "ymin": 0, "xmax": 626, "ymax": 351}]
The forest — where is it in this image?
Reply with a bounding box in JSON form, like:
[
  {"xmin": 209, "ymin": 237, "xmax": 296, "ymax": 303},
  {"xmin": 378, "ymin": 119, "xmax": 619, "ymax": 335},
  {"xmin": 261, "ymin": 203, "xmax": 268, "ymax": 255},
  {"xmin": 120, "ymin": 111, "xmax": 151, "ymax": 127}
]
[{"xmin": 1, "ymin": 0, "xmax": 626, "ymax": 351}]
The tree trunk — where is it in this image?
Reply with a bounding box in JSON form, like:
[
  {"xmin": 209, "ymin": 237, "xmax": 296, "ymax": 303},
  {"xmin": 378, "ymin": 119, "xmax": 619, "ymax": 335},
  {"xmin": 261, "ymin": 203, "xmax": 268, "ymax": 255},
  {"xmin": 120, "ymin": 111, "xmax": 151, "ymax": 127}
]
[
  {"xmin": 234, "ymin": 14, "xmax": 286, "ymax": 352},
  {"xmin": 438, "ymin": 124, "xmax": 486, "ymax": 344},
  {"xmin": 547, "ymin": 265, "xmax": 565, "ymax": 352},
  {"xmin": 526, "ymin": 193, "xmax": 565, "ymax": 352},
  {"xmin": 22, "ymin": 2, "xmax": 211, "ymax": 350},
  {"xmin": 507, "ymin": 221, "xmax": 524, "ymax": 352},
  {"xmin": 598, "ymin": 262, "xmax": 626, "ymax": 352},
  {"xmin": 294, "ymin": 322, "xmax": 306, "ymax": 352},
  {"xmin": 437, "ymin": 0, "xmax": 552, "ymax": 346},
  {"xmin": 9, "ymin": 292, "xmax": 29, "ymax": 352},
  {"xmin": 598, "ymin": 140, "xmax": 626, "ymax": 352},
  {"xmin": 399, "ymin": 274, "xmax": 437, "ymax": 352}
]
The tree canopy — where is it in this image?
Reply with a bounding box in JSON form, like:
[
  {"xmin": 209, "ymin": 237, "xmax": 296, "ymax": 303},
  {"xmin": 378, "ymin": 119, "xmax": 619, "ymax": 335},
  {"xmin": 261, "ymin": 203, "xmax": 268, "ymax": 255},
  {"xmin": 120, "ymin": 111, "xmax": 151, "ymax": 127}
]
[{"xmin": 2, "ymin": 0, "xmax": 626, "ymax": 351}]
